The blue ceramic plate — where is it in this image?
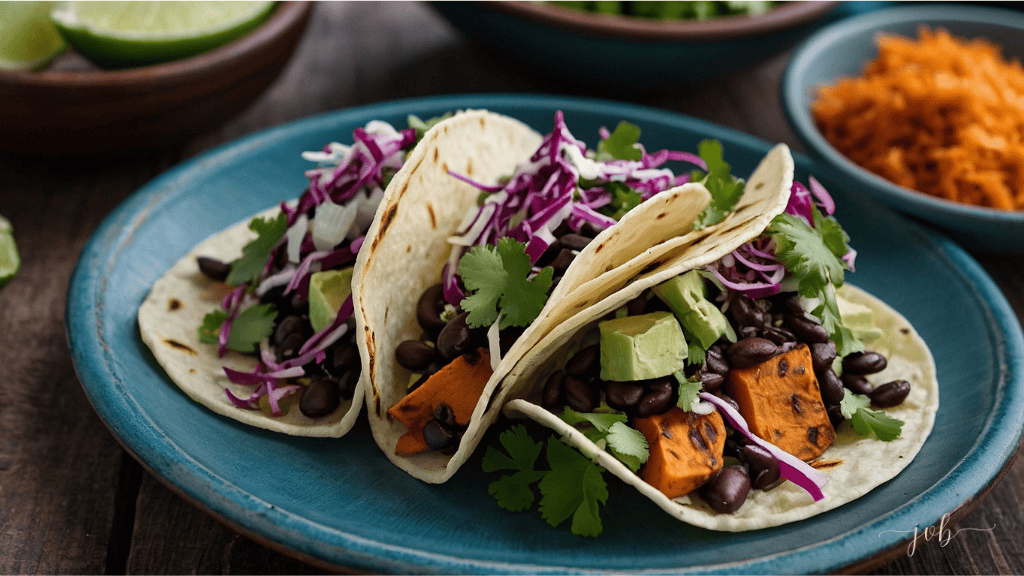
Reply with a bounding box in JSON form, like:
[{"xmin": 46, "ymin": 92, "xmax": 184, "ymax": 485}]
[
  {"xmin": 781, "ymin": 4, "xmax": 1024, "ymax": 254},
  {"xmin": 67, "ymin": 94, "xmax": 1024, "ymax": 574}
]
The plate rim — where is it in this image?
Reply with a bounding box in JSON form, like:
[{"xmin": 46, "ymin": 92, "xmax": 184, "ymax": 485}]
[{"xmin": 66, "ymin": 92, "xmax": 1024, "ymax": 574}]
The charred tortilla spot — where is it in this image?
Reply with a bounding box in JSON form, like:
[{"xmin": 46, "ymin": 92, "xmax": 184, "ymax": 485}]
[
  {"xmin": 595, "ymin": 243, "xmax": 605, "ymax": 253},
  {"xmin": 810, "ymin": 459, "xmax": 843, "ymax": 469},
  {"xmin": 427, "ymin": 203, "xmax": 437, "ymax": 229},
  {"xmin": 406, "ymin": 245, "xmax": 411, "ymax": 253},
  {"xmin": 442, "ymin": 161, "xmax": 449, "ymax": 174},
  {"xmin": 375, "ymin": 205, "xmax": 398, "ymax": 245},
  {"xmin": 168, "ymin": 299, "xmax": 181, "ymax": 311},
  {"xmin": 163, "ymin": 339, "xmax": 197, "ymax": 355},
  {"xmin": 900, "ymin": 328, "xmax": 910, "ymax": 335},
  {"xmin": 189, "ymin": 368, "xmax": 196, "ymax": 374},
  {"xmin": 657, "ymin": 212, "xmax": 667, "ymax": 219},
  {"xmin": 754, "ymin": 181, "xmax": 765, "ymax": 190},
  {"xmin": 433, "ymin": 147, "xmax": 439, "ymax": 162},
  {"xmin": 466, "ymin": 157, "xmax": 474, "ymax": 177}
]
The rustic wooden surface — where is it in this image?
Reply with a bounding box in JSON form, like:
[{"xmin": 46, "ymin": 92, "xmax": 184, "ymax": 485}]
[{"xmin": 1, "ymin": 2, "xmax": 1022, "ymax": 574}]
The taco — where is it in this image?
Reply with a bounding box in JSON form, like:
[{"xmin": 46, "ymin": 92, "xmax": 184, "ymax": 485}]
[
  {"xmin": 138, "ymin": 119, "xmax": 430, "ymax": 437},
  {"xmin": 492, "ymin": 169, "xmax": 938, "ymax": 533},
  {"xmin": 352, "ymin": 110, "xmax": 793, "ymax": 482}
]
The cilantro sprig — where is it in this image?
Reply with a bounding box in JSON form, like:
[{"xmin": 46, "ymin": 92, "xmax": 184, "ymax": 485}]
[
  {"xmin": 408, "ymin": 113, "xmax": 453, "ymax": 141},
  {"xmin": 674, "ymin": 371, "xmax": 704, "ymax": 412},
  {"xmin": 692, "ymin": 139, "xmax": 745, "ymax": 230},
  {"xmin": 225, "ymin": 212, "xmax": 287, "ymax": 287},
  {"xmin": 768, "ymin": 210, "xmax": 864, "ymax": 357},
  {"xmin": 558, "ymin": 408, "xmax": 649, "ymax": 472},
  {"xmin": 197, "ymin": 303, "xmax": 277, "ymax": 354},
  {"xmin": 840, "ymin": 393, "xmax": 904, "ymax": 441},
  {"xmin": 458, "ymin": 237, "xmax": 554, "ymax": 329},
  {"xmin": 595, "ymin": 121, "xmax": 643, "ymax": 161},
  {"xmin": 483, "ymin": 424, "xmax": 609, "ymax": 537}
]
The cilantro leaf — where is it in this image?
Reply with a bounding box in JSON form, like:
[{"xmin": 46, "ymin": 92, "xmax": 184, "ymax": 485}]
[
  {"xmin": 408, "ymin": 113, "xmax": 453, "ymax": 141},
  {"xmin": 674, "ymin": 371, "xmax": 704, "ymax": 412},
  {"xmin": 598, "ymin": 181, "xmax": 642, "ymax": 220},
  {"xmin": 693, "ymin": 139, "xmax": 745, "ymax": 230},
  {"xmin": 226, "ymin": 212, "xmax": 287, "ymax": 287},
  {"xmin": 840, "ymin": 393, "xmax": 904, "ymax": 441},
  {"xmin": 197, "ymin": 304, "xmax": 277, "ymax": 354},
  {"xmin": 558, "ymin": 408, "xmax": 648, "ymax": 472},
  {"xmin": 813, "ymin": 284, "xmax": 865, "ymax": 358},
  {"xmin": 538, "ymin": 439, "xmax": 608, "ymax": 538},
  {"xmin": 769, "ymin": 212, "xmax": 846, "ymax": 298},
  {"xmin": 482, "ymin": 425, "xmax": 546, "ymax": 512},
  {"xmin": 595, "ymin": 121, "xmax": 642, "ymax": 161},
  {"xmin": 458, "ymin": 237, "xmax": 553, "ymax": 329}
]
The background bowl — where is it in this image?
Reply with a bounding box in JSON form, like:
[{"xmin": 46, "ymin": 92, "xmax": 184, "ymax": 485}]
[
  {"xmin": 781, "ymin": 4, "xmax": 1024, "ymax": 254},
  {"xmin": 0, "ymin": 1, "xmax": 313, "ymax": 159},
  {"xmin": 429, "ymin": 0, "xmax": 841, "ymax": 91}
]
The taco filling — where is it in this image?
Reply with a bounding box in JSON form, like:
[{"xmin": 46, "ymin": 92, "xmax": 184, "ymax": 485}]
[
  {"xmin": 386, "ymin": 112, "xmax": 724, "ymax": 455},
  {"xmin": 493, "ymin": 173, "xmax": 937, "ymax": 534},
  {"xmin": 139, "ymin": 116, "xmax": 446, "ymax": 436}
]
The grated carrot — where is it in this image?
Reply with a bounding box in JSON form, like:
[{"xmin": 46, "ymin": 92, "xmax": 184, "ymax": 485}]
[{"xmin": 812, "ymin": 27, "xmax": 1024, "ymax": 212}]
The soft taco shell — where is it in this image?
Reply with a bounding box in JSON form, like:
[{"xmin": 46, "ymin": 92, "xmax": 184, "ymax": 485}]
[
  {"xmin": 504, "ymin": 282, "xmax": 938, "ymax": 531},
  {"xmin": 352, "ymin": 112, "xmax": 791, "ymax": 484},
  {"xmin": 138, "ymin": 206, "xmax": 364, "ymax": 437}
]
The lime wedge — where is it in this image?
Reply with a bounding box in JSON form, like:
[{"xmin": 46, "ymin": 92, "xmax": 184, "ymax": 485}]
[
  {"xmin": 0, "ymin": 1, "xmax": 67, "ymax": 71},
  {"xmin": 50, "ymin": 1, "xmax": 277, "ymax": 68},
  {"xmin": 0, "ymin": 216, "xmax": 20, "ymax": 289}
]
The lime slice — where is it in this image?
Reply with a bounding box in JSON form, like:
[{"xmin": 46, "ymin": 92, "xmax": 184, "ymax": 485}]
[
  {"xmin": 0, "ymin": 216, "xmax": 20, "ymax": 289},
  {"xmin": 50, "ymin": 1, "xmax": 277, "ymax": 68},
  {"xmin": 0, "ymin": 1, "xmax": 67, "ymax": 71}
]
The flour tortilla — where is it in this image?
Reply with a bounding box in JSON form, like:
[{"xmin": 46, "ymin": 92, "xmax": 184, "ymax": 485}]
[
  {"xmin": 505, "ymin": 282, "xmax": 938, "ymax": 531},
  {"xmin": 352, "ymin": 110, "xmax": 792, "ymax": 483},
  {"xmin": 138, "ymin": 206, "xmax": 365, "ymax": 437}
]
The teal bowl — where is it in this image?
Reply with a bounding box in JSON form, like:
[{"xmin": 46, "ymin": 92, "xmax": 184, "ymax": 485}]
[
  {"xmin": 430, "ymin": 1, "xmax": 840, "ymax": 91},
  {"xmin": 781, "ymin": 4, "xmax": 1024, "ymax": 254}
]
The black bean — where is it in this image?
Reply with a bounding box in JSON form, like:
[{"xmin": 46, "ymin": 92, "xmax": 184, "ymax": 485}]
[
  {"xmin": 740, "ymin": 445, "xmax": 780, "ymax": 490},
  {"xmin": 565, "ymin": 345, "xmax": 600, "ymax": 378},
  {"xmin": 324, "ymin": 343, "xmax": 359, "ymax": 377},
  {"xmin": 785, "ymin": 313, "xmax": 830, "ymax": 344},
  {"xmin": 827, "ymin": 404, "xmax": 845, "ymax": 429},
  {"xmin": 727, "ymin": 337, "xmax": 778, "ymax": 369},
  {"xmin": 300, "ymin": 376, "xmax": 340, "ymax": 418},
  {"xmin": 701, "ymin": 465, "xmax": 751, "ymax": 513},
  {"xmin": 550, "ymin": 249, "xmax": 576, "ymax": 273},
  {"xmin": 276, "ymin": 333, "xmax": 305, "ymax": 361},
  {"xmin": 636, "ymin": 378, "xmax": 675, "ymax": 418},
  {"xmin": 705, "ymin": 346, "xmax": 730, "ymax": 375},
  {"xmin": 564, "ymin": 375, "xmax": 596, "ymax": 413},
  {"xmin": 809, "ymin": 341, "xmax": 837, "ymax": 373},
  {"xmin": 197, "ymin": 256, "xmax": 231, "ymax": 282},
  {"xmin": 728, "ymin": 294, "xmax": 765, "ymax": 329},
  {"xmin": 436, "ymin": 311, "xmax": 474, "ymax": 360},
  {"xmin": 423, "ymin": 418, "xmax": 457, "ymax": 451},
  {"xmin": 558, "ymin": 233, "xmax": 592, "ymax": 252},
  {"xmin": 273, "ymin": 315, "xmax": 305, "ymax": 346},
  {"xmin": 433, "ymin": 402, "xmax": 458, "ymax": 429},
  {"xmin": 336, "ymin": 368, "xmax": 358, "ymax": 400},
  {"xmin": 761, "ymin": 325, "xmax": 797, "ymax": 346},
  {"xmin": 841, "ymin": 372, "xmax": 874, "ymax": 395},
  {"xmin": 697, "ymin": 369, "xmax": 725, "ymax": 393},
  {"xmin": 817, "ymin": 368, "xmax": 845, "ymax": 407},
  {"xmin": 542, "ymin": 370, "xmax": 565, "ymax": 409},
  {"xmin": 290, "ymin": 292, "xmax": 308, "ymax": 314},
  {"xmin": 396, "ymin": 340, "xmax": 436, "ymax": 371},
  {"xmin": 842, "ymin": 351, "xmax": 888, "ymax": 375},
  {"xmin": 416, "ymin": 283, "xmax": 448, "ymax": 334},
  {"xmin": 869, "ymin": 380, "xmax": 911, "ymax": 408},
  {"xmin": 777, "ymin": 294, "xmax": 806, "ymax": 316},
  {"xmin": 605, "ymin": 381, "xmax": 644, "ymax": 410}
]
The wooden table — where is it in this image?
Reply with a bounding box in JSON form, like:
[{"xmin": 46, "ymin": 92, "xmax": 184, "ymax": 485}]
[{"xmin": 2, "ymin": 2, "xmax": 1021, "ymax": 573}]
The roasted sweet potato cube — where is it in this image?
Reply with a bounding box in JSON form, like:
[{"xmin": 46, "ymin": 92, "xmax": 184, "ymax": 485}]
[
  {"xmin": 634, "ymin": 407, "xmax": 726, "ymax": 499},
  {"xmin": 728, "ymin": 344, "xmax": 835, "ymax": 461},
  {"xmin": 388, "ymin": 348, "xmax": 492, "ymax": 455}
]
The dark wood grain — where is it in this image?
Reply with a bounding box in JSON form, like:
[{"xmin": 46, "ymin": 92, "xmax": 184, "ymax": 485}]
[{"xmin": 1, "ymin": 1, "xmax": 1021, "ymax": 574}]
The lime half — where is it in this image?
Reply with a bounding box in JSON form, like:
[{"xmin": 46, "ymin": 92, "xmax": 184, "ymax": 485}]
[
  {"xmin": 0, "ymin": 1, "xmax": 67, "ymax": 71},
  {"xmin": 50, "ymin": 1, "xmax": 277, "ymax": 69},
  {"xmin": 0, "ymin": 216, "xmax": 20, "ymax": 289}
]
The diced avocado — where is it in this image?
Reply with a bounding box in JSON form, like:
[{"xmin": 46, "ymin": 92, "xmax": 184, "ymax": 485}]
[
  {"xmin": 599, "ymin": 311, "xmax": 687, "ymax": 382},
  {"xmin": 837, "ymin": 295, "xmax": 881, "ymax": 343},
  {"xmin": 652, "ymin": 270, "xmax": 733, "ymax": 349},
  {"xmin": 309, "ymin": 267, "xmax": 353, "ymax": 333}
]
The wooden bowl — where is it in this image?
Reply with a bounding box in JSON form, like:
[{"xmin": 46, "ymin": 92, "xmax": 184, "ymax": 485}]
[
  {"xmin": 0, "ymin": 1, "xmax": 313, "ymax": 159},
  {"xmin": 429, "ymin": 1, "xmax": 840, "ymax": 90}
]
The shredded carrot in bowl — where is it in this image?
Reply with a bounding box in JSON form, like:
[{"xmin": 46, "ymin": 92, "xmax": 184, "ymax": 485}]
[{"xmin": 812, "ymin": 27, "xmax": 1024, "ymax": 212}]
